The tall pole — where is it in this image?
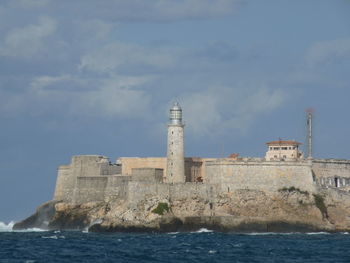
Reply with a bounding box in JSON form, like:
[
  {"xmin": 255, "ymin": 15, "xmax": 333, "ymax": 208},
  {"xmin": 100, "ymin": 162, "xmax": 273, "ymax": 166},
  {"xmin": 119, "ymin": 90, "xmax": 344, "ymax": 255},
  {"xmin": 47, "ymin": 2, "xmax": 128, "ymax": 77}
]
[{"xmin": 307, "ymin": 109, "xmax": 313, "ymax": 159}]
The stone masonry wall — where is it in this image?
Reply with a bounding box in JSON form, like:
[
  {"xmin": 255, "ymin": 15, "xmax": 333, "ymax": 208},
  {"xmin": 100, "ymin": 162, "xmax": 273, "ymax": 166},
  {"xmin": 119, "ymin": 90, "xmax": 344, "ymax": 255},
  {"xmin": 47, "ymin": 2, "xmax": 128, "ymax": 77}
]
[
  {"xmin": 71, "ymin": 155, "xmax": 110, "ymax": 177},
  {"xmin": 74, "ymin": 176, "xmax": 108, "ymax": 204},
  {"xmin": 312, "ymin": 159, "xmax": 350, "ymax": 189},
  {"xmin": 127, "ymin": 182, "xmax": 216, "ymax": 210},
  {"xmin": 119, "ymin": 157, "xmax": 167, "ymax": 176},
  {"xmin": 131, "ymin": 168, "xmax": 163, "ymax": 182},
  {"xmin": 205, "ymin": 159, "xmax": 316, "ymax": 193},
  {"xmin": 104, "ymin": 175, "xmax": 131, "ymax": 201},
  {"xmin": 53, "ymin": 165, "xmax": 74, "ymax": 202}
]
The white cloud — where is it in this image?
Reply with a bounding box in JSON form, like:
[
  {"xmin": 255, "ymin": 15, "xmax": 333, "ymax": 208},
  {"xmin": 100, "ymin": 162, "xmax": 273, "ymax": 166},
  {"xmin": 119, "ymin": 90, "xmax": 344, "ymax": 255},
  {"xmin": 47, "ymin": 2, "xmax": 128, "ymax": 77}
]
[
  {"xmin": 306, "ymin": 38, "xmax": 350, "ymax": 66},
  {"xmin": 181, "ymin": 86, "xmax": 288, "ymax": 137},
  {"xmin": 76, "ymin": 19, "xmax": 114, "ymax": 41},
  {"xmin": 79, "ymin": 76, "xmax": 151, "ymax": 118},
  {"xmin": 0, "ymin": 16, "xmax": 56, "ymax": 58},
  {"xmin": 79, "ymin": 42, "xmax": 179, "ymax": 74},
  {"xmin": 27, "ymin": 74, "xmax": 152, "ymax": 119}
]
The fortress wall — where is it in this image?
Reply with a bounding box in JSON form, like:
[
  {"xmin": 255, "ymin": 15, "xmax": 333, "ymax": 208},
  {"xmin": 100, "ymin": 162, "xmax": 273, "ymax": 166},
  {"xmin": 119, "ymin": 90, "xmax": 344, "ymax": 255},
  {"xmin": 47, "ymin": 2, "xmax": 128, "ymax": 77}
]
[
  {"xmin": 131, "ymin": 168, "xmax": 163, "ymax": 182},
  {"xmin": 104, "ymin": 175, "xmax": 131, "ymax": 201},
  {"xmin": 205, "ymin": 160, "xmax": 315, "ymax": 193},
  {"xmin": 120, "ymin": 157, "xmax": 211, "ymax": 183},
  {"xmin": 53, "ymin": 165, "xmax": 75, "ymax": 202},
  {"xmin": 126, "ymin": 182, "xmax": 216, "ymax": 209},
  {"xmin": 120, "ymin": 157, "xmax": 167, "ymax": 176},
  {"xmin": 127, "ymin": 182, "xmax": 163, "ymax": 206},
  {"xmin": 168, "ymin": 183, "xmax": 215, "ymax": 200},
  {"xmin": 74, "ymin": 176, "xmax": 108, "ymax": 204},
  {"xmin": 72, "ymin": 155, "xmax": 109, "ymax": 177},
  {"xmin": 312, "ymin": 160, "xmax": 350, "ymax": 188},
  {"xmin": 108, "ymin": 165, "xmax": 121, "ymax": 175},
  {"xmin": 312, "ymin": 160, "xmax": 350, "ymax": 178}
]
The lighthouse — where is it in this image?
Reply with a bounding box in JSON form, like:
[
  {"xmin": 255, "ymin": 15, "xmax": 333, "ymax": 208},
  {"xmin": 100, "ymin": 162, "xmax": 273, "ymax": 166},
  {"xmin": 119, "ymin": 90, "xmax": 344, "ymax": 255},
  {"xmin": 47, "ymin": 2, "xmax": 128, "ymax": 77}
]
[{"xmin": 166, "ymin": 102, "xmax": 185, "ymax": 183}]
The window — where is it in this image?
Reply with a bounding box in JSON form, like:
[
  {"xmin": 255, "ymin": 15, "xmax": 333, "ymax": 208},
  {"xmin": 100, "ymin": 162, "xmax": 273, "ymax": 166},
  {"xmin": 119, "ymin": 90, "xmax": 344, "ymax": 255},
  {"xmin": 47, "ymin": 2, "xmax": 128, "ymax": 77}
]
[
  {"xmin": 283, "ymin": 155, "xmax": 287, "ymax": 158},
  {"xmin": 335, "ymin": 177, "xmax": 339, "ymax": 188}
]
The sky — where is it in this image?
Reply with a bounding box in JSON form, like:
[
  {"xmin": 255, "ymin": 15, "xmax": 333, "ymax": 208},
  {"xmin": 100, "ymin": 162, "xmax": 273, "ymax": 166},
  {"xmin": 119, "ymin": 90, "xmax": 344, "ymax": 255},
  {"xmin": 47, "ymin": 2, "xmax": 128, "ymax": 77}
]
[{"xmin": 0, "ymin": 0, "xmax": 350, "ymax": 222}]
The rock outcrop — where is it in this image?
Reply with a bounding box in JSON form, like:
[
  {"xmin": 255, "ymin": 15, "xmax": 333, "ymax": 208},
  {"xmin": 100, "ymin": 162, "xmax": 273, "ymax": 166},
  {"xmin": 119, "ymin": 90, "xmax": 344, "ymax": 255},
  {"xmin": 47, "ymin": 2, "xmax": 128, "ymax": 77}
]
[{"xmin": 13, "ymin": 188, "xmax": 350, "ymax": 233}]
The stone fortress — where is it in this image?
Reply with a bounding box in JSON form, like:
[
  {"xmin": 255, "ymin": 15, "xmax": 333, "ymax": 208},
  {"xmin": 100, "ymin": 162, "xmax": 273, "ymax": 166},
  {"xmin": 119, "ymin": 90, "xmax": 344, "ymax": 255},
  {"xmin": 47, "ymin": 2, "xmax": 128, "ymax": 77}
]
[{"xmin": 53, "ymin": 103, "xmax": 350, "ymax": 208}]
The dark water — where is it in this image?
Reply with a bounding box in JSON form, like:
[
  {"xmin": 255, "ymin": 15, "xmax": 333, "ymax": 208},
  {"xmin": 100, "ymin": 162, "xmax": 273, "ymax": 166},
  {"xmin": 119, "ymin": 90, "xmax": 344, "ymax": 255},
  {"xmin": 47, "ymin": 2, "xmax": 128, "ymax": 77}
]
[{"xmin": 1, "ymin": 229, "xmax": 350, "ymax": 262}]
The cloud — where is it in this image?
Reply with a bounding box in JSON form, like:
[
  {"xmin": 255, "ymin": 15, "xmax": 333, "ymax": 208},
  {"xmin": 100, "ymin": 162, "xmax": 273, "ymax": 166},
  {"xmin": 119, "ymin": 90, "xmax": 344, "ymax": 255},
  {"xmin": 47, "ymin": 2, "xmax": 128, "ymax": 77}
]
[
  {"xmin": 79, "ymin": 42, "xmax": 180, "ymax": 74},
  {"xmin": 48, "ymin": 0, "xmax": 243, "ymax": 22},
  {"xmin": 28, "ymin": 74, "xmax": 152, "ymax": 119},
  {"xmin": 181, "ymin": 86, "xmax": 288, "ymax": 137},
  {"xmin": 306, "ymin": 38, "xmax": 350, "ymax": 66},
  {"xmin": 0, "ymin": 16, "xmax": 56, "ymax": 58},
  {"xmin": 79, "ymin": 76, "xmax": 151, "ymax": 118}
]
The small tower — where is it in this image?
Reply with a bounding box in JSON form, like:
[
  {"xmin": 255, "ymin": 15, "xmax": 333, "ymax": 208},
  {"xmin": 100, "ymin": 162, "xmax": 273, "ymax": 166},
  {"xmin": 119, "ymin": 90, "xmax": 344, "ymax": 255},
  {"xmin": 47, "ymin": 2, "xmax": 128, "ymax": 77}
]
[
  {"xmin": 166, "ymin": 102, "xmax": 185, "ymax": 183},
  {"xmin": 306, "ymin": 109, "xmax": 314, "ymax": 160}
]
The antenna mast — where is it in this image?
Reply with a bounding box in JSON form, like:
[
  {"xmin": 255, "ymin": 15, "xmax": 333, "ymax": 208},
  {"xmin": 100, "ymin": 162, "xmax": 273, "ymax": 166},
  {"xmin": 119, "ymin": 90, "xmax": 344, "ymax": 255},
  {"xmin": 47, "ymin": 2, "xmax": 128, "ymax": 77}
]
[{"xmin": 306, "ymin": 108, "xmax": 314, "ymax": 159}]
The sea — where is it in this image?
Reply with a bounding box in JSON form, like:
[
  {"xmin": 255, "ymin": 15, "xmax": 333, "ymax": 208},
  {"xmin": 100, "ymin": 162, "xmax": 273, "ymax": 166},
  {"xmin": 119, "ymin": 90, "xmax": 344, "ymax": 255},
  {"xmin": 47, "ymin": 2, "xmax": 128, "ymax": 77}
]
[{"xmin": 1, "ymin": 221, "xmax": 350, "ymax": 263}]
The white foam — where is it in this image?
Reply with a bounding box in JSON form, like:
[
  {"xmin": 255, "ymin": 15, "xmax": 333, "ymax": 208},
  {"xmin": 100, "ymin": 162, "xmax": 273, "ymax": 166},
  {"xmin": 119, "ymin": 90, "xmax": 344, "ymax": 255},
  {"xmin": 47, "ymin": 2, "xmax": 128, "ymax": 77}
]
[
  {"xmin": 167, "ymin": 232, "xmax": 179, "ymax": 235},
  {"xmin": 246, "ymin": 232, "xmax": 331, "ymax": 236},
  {"xmin": 42, "ymin": 235, "xmax": 59, "ymax": 239},
  {"xmin": 246, "ymin": 232, "xmax": 297, "ymax": 235},
  {"xmin": 0, "ymin": 221, "xmax": 47, "ymax": 232},
  {"xmin": 306, "ymin": 232, "xmax": 330, "ymax": 235},
  {"xmin": 193, "ymin": 228, "xmax": 214, "ymax": 233},
  {"xmin": 0, "ymin": 221, "xmax": 15, "ymax": 232}
]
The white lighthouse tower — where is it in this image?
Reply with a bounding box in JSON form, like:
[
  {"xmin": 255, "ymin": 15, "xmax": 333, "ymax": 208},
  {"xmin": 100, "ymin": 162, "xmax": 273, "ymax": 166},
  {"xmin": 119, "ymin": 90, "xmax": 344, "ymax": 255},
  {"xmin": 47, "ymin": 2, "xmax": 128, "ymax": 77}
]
[{"xmin": 166, "ymin": 102, "xmax": 185, "ymax": 183}]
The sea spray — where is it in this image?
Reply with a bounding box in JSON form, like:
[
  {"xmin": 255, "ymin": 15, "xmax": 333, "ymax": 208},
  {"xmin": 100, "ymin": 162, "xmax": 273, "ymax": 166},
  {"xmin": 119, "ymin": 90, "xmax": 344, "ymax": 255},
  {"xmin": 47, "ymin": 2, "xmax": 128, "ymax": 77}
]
[
  {"xmin": 0, "ymin": 221, "xmax": 46, "ymax": 232},
  {"xmin": 0, "ymin": 221, "xmax": 14, "ymax": 232}
]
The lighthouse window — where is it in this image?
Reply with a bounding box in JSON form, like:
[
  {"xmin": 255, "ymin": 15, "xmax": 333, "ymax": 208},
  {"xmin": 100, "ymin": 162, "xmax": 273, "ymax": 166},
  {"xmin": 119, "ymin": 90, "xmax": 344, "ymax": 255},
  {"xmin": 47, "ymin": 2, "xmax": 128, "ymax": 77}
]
[{"xmin": 172, "ymin": 131, "xmax": 174, "ymax": 134}]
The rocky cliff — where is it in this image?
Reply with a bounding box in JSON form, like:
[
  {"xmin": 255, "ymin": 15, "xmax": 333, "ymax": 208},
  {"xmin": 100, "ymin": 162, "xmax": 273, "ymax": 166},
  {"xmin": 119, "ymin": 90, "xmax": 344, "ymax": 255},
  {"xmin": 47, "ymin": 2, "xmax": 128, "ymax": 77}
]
[{"xmin": 13, "ymin": 187, "xmax": 350, "ymax": 233}]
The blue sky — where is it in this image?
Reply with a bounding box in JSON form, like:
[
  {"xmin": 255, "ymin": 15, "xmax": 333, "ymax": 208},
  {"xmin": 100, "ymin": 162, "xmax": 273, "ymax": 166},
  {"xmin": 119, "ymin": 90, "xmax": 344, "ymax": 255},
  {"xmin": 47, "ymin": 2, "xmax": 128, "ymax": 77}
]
[{"xmin": 0, "ymin": 0, "xmax": 349, "ymax": 222}]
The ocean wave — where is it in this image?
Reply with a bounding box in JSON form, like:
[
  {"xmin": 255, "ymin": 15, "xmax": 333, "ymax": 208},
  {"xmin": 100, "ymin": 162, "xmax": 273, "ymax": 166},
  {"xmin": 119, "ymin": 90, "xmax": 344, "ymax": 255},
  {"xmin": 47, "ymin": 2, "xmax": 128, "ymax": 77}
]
[
  {"xmin": 192, "ymin": 228, "xmax": 214, "ymax": 233},
  {"xmin": 41, "ymin": 235, "xmax": 65, "ymax": 239},
  {"xmin": 0, "ymin": 221, "xmax": 47, "ymax": 232},
  {"xmin": 0, "ymin": 221, "xmax": 15, "ymax": 232},
  {"xmin": 306, "ymin": 232, "xmax": 330, "ymax": 235},
  {"xmin": 246, "ymin": 232, "xmax": 332, "ymax": 236}
]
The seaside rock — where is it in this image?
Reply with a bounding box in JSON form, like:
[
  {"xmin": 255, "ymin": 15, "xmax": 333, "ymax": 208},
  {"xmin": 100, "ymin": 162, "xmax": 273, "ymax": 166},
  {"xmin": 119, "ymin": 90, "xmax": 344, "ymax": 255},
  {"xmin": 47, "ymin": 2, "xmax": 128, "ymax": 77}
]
[
  {"xmin": 14, "ymin": 188, "xmax": 350, "ymax": 233},
  {"xmin": 13, "ymin": 201, "xmax": 59, "ymax": 230}
]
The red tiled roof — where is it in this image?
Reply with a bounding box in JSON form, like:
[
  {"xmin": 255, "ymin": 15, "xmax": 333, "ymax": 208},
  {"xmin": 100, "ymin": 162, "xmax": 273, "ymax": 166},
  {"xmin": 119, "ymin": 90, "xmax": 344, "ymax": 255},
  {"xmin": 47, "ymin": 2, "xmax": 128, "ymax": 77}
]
[{"xmin": 266, "ymin": 140, "xmax": 302, "ymax": 146}]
